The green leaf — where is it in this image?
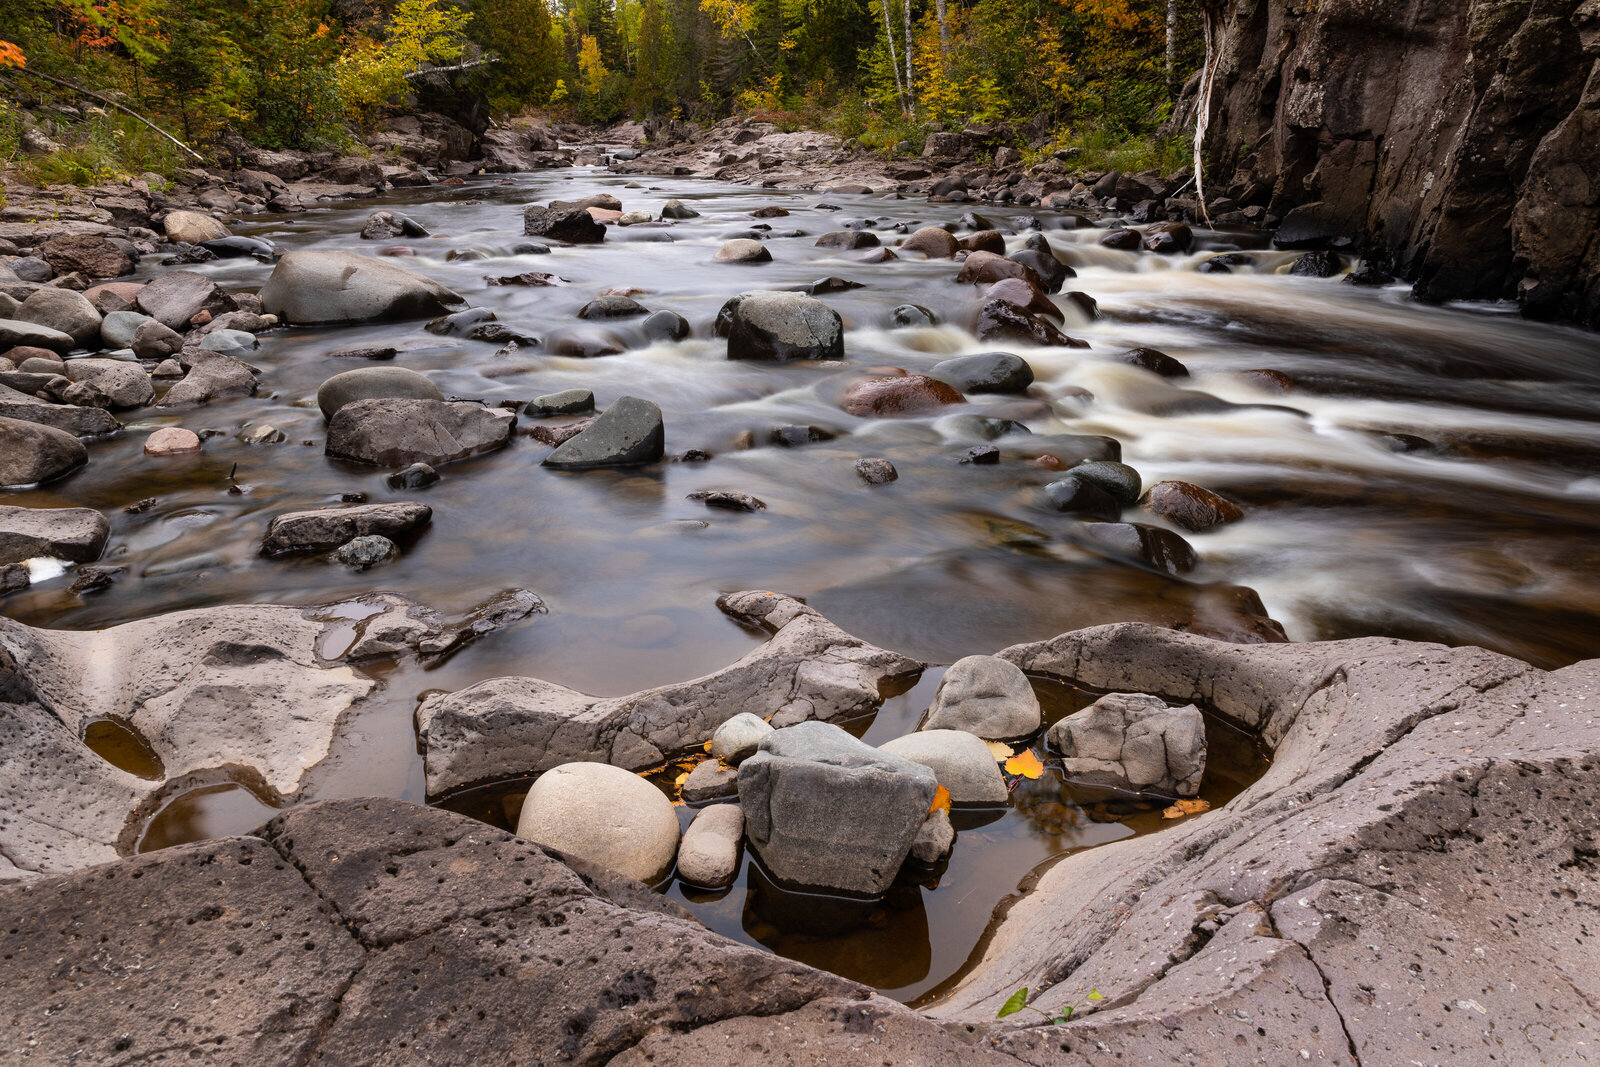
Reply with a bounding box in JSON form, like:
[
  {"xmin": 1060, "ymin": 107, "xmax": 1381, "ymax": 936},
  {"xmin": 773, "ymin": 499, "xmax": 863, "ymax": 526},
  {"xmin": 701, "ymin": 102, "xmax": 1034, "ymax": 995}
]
[
  {"xmin": 1088, "ymin": 990, "xmax": 1103, "ymax": 1002},
  {"xmin": 1059, "ymin": 1006, "xmax": 1074, "ymax": 1022},
  {"xmin": 997, "ymin": 988, "xmax": 1030, "ymax": 1019}
]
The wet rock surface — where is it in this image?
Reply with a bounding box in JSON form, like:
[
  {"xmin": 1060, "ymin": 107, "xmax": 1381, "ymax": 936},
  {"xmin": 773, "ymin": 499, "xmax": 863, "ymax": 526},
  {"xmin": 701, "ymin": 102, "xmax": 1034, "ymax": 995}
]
[{"xmin": 325, "ymin": 398, "xmax": 515, "ymax": 467}]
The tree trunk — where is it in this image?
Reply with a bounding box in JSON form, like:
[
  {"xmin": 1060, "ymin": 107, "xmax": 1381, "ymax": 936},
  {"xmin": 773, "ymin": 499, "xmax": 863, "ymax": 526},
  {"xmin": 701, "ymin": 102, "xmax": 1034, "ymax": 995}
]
[
  {"xmin": 904, "ymin": 0, "xmax": 915, "ymax": 116},
  {"xmin": 880, "ymin": 0, "xmax": 906, "ymax": 111},
  {"xmin": 936, "ymin": 0, "xmax": 948, "ymax": 56},
  {"xmin": 1166, "ymin": 0, "xmax": 1179, "ymax": 93},
  {"xmin": 1193, "ymin": 1, "xmax": 1224, "ymax": 226}
]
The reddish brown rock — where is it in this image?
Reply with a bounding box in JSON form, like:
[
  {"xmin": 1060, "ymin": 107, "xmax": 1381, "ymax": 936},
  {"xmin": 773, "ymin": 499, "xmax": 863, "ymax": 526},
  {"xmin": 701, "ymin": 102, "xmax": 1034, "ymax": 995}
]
[
  {"xmin": 1142, "ymin": 480, "xmax": 1246, "ymax": 532},
  {"xmin": 899, "ymin": 227, "xmax": 959, "ymax": 258},
  {"xmin": 842, "ymin": 375, "xmax": 964, "ymax": 417},
  {"xmin": 956, "ymin": 250, "xmax": 1039, "ymax": 287}
]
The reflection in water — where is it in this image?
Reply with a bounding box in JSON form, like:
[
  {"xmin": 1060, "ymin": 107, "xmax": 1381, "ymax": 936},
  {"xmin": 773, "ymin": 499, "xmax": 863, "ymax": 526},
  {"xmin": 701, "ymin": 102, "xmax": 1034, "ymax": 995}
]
[
  {"xmin": 137, "ymin": 783, "xmax": 281, "ymax": 853},
  {"xmin": 82, "ymin": 718, "xmax": 165, "ymax": 780}
]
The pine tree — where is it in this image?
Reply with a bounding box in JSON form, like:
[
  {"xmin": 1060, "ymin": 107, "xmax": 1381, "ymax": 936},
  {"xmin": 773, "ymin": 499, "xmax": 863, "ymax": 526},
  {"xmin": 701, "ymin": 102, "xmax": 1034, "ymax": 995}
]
[
  {"xmin": 469, "ymin": 0, "xmax": 561, "ymax": 113},
  {"xmin": 631, "ymin": 0, "xmax": 677, "ymax": 115}
]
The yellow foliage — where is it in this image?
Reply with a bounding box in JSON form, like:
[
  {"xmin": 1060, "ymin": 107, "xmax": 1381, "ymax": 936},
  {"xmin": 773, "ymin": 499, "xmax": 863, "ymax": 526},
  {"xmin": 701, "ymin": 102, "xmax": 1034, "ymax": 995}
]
[
  {"xmin": 335, "ymin": 0, "xmax": 470, "ymax": 124},
  {"xmin": 1162, "ymin": 798, "xmax": 1211, "ymax": 819},
  {"xmin": 1004, "ymin": 749, "xmax": 1045, "ymax": 780}
]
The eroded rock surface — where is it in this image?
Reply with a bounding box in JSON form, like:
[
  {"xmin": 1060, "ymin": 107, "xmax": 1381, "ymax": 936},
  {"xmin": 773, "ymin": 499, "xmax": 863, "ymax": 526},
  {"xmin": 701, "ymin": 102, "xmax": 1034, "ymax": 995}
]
[{"xmin": 416, "ymin": 590, "xmax": 923, "ymax": 795}]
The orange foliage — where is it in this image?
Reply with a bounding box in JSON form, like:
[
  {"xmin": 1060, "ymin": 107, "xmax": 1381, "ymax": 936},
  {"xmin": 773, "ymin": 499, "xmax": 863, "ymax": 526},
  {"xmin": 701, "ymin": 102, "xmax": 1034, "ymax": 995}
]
[{"xmin": 0, "ymin": 40, "xmax": 25, "ymax": 68}]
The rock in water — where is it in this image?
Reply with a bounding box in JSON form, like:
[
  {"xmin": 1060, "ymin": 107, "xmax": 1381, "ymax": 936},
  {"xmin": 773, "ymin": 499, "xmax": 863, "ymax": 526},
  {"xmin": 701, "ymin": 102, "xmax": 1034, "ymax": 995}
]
[
  {"xmin": 261, "ymin": 502, "xmax": 432, "ymax": 555},
  {"xmin": 16, "ymin": 289, "xmax": 102, "ymax": 349},
  {"xmin": 713, "ymin": 239, "xmax": 772, "ymax": 263},
  {"xmin": 135, "ymin": 270, "xmax": 236, "ymax": 330},
  {"xmin": 737, "ymin": 720, "xmax": 938, "ymax": 895},
  {"xmin": 677, "ymin": 804, "xmax": 744, "ymax": 888},
  {"xmin": 1047, "ymin": 691, "xmax": 1207, "ymax": 797},
  {"xmin": 142, "ymin": 426, "xmax": 200, "ymax": 455},
  {"xmin": 1142, "ymin": 480, "xmax": 1245, "ymax": 532},
  {"xmin": 0, "ymin": 318, "xmax": 75, "ymax": 355},
  {"xmin": 60, "ymin": 359, "xmax": 153, "ymax": 410},
  {"xmin": 841, "ymin": 375, "xmax": 964, "ymax": 417},
  {"xmin": 325, "ymin": 398, "xmax": 515, "ymax": 467},
  {"xmin": 1068, "ymin": 460, "xmax": 1142, "ymax": 504},
  {"xmin": 878, "ymin": 729, "xmax": 1009, "ymax": 803},
  {"xmin": 931, "ymin": 352, "xmax": 1034, "ymax": 394},
  {"xmin": 259, "ymin": 251, "xmax": 465, "ymax": 325},
  {"xmin": 316, "ymin": 367, "xmax": 443, "ymax": 420},
  {"xmin": 717, "ymin": 291, "xmax": 843, "ymax": 361},
  {"xmin": 901, "ymin": 227, "xmax": 959, "ymax": 258},
  {"xmin": 542, "ymin": 395, "xmax": 663, "ymax": 470},
  {"xmin": 710, "ymin": 712, "xmax": 774, "ymax": 764},
  {"xmin": 909, "ymin": 808, "xmax": 955, "ymax": 863},
  {"xmin": 514, "ymin": 762, "xmax": 679, "ymax": 884},
  {"xmin": 0, "ymin": 506, "xmax": 109, "ymax": 565},
  {"xmin": 681, "ymin": 759, "xmax": 739, "ymax": 803},
  {"xmin": 334, "ymin": 534, "xmax": 399, "ymax": 569},
  {"xmin": 923, "ymin": 655, "xmax": 1042, "ymax": 740},
  {"xmin": 522, "ymin": 206, "xmax": 606, "ymax": 244},
  {"xmin": 0, "ymin": 417, "xmax": 87, "ymax": 487},
  {"xmin": 163, "ymin": 209, "xmax": 230, "ymax": 244}
]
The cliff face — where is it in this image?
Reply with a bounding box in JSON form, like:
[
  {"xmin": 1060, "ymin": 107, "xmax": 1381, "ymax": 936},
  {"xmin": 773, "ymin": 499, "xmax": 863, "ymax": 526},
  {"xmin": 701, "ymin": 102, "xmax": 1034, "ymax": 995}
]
[{"xmin": 1198, "ymin": 0, "xmax": 1600, "ymax": 327}]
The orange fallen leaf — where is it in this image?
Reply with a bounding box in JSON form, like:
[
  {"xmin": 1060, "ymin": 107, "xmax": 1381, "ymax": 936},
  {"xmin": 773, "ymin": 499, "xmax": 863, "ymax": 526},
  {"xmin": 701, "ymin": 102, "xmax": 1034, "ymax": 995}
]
[
  {"xmin": 1004, "ymin": 749, "xmax": 1044, "ymax": 780},
  {"xmin": 703, "ymin": 739, "xmax": 714, "ymax": 753},
  {"xmin": 673, "ymin": 770, "xmax": 690, "ymax": 790},
  {"xmin": 1162, "ymin": 798, "xmax": 1211, "ymax": 819},
  {"xmin": 985, "ymin": 740, "xmax": 1015, "ymax": 760},
  {"xmin": 929, "ymin": 784, "xmax": 951, "ymax": 814}
]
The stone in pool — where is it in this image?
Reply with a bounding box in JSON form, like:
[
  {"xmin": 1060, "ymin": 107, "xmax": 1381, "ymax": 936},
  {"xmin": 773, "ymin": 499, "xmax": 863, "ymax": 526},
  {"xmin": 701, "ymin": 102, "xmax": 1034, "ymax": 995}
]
[
  {"xmin": 0, "ymin": 505, "xmax": 109, "ymax": 566},
  {"xmin": 923, "ymin": 655, "xmax": 1042, "ymax": 741},
  {"xmin": 878, "ymin": 729, "xmax": 1008, "ymax": 804},
  {"xmin": 716, "ymin": 291, "xmax": 843, "ymax": 361},
  {"xmin": 334, "ymin": 534, "xmax": 399, "ymax": 570},
  {"xmin": 738, "ymin": 721, "xmax": 937, "ymax": 895},
  {"xmin": 1047, "ymin": 691, "xmax": 1207, "ymax": 797},
  {"xmin": 316, "ymin": 366, "xmax": 443, "ymax": 420},
  {"xmin": 261, "ymin": 502, "xmax": 432, "ymax": 555},
  {"xmin": 710, "ymin": 712, "xmax": 774, "ymax": 764},
  {"xmin": 325, "ymin": 398, "xmax": 515, "ymax": 467},
  {"xmin": 259, "ymin": 251, "xmax": 464, "ymax": 325},
  {"xmin": 542, "ymin": 395, "xmax": 664, "ymax": 470},
  {"xmin": 515, "ymin": 762, "xmax": 679, "ymax": 884},
  {"xmin": 931, "ymin": 352, "xmax": 1034, "ymax": 395},
  {"xmin": 677, "ymin": 803, "xmax": 744, "ymax": 888}
]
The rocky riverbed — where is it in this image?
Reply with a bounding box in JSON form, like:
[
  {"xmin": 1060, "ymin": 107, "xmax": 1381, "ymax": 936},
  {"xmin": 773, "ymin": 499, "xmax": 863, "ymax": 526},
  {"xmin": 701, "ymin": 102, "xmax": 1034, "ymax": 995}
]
[{"xmin": 2, "ymin": 133, "xmax": 1599, "ymax": 1061}]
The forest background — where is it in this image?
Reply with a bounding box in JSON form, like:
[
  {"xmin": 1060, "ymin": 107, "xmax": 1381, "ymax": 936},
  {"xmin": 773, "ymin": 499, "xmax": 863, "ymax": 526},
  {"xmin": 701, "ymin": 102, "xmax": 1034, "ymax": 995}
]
[{"xmin": 0, "ymin": 0, "xmax": 1206, "ymax": 184}]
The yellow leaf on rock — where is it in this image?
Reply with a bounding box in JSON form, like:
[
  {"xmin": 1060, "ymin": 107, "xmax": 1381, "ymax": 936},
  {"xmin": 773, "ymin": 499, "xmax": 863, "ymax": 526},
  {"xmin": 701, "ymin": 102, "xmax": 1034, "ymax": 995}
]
[
  {"xmin": 673, "ymin": 770, "xmax": 690, "ymax": 790},
  {"xmin": 985, "ymin": 740, "xmax": 1015, "ymax": 760},
  {"xmin": 1004, "ymin": 750, "xmax": 1044, "ymax": 780},
  {"xmin": 1162, "ymin": 798, "xmax": 1211, "ymax": 819},
  {"xmin": 929, "ymin": 785, "xmax": 951, "ymax": 814}
]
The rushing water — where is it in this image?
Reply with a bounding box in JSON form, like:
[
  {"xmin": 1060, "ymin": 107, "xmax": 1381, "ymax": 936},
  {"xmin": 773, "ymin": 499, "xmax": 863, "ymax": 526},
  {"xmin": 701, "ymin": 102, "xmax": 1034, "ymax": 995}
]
[{"xmin": 9, "ymin": 166, "xmax": 1600, "ymax": 1002}]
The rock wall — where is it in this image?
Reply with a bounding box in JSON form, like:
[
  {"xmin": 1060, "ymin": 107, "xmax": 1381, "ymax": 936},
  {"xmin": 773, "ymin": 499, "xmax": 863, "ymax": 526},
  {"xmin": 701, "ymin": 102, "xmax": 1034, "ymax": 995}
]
[{"xmin": 1197, "ymin": 0, "xmax": 1600, "ymax": 326}]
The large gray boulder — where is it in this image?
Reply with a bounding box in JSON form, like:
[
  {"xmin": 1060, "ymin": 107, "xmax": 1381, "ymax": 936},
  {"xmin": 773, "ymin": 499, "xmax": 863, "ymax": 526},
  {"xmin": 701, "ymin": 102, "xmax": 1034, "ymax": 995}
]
[
  {"xmin": 60, "ymin": 358, "xmax": 153, "ymax": 409},
  {"xmin": 931, "ymin": 352, "xmax": 1034, "ymax": 395},
  {"xmin": 923, "ymin": 655, "xmax": 1042, "ymax": 740},
  {"xmin": 523, "ymin": 205, "xmax": 606, "ymax": 243},
  {"xmin": 261, "ymin": 502, "xmax": 432, "ymax": 555},
  {"xmin": 738, "ymin": 721, "xmax": 938, "ymax": 895},
  {"xmin": 878, "ymin": 729, "xmax": 1008, "ymax": 803},
  {"xmin": 15, "ymin": 288, "xmax": 101, "ymax": 349},
  {"xmin": 1047, "ymin": 692, "xmax": 1206, "ymax": 797},
  {"xmin": 0, "ymin": 416, "xmax": 88, "ymax": 486},
  {"xmin": 326, "ymin": 398, "xmax": 515, "ymax": 467},
  {"xmin": 135, "ymin": 269, "xmax": 236, "ymax": 330},
  {"xmin": 259, "ymin": 250, "xmax": 465, "ymax": 325},
  {"xmin": 316, "ymin": 366, "xmax": 442, "ymax": 419},
  {"xmin": 416, "ymin": 591, "xmax": 923, "ymax": 795},
  {"xmin": 162, "ymin": 209, "xmax": 230, "ymax": 244},
  {"xmin": 716, "ymin": 291, "xmax": 844, "ymax": 361},
  {"xmin": 0, "ymin": 318, "xmax": 75, "ymax": 354},
  {"xmin": 158, "ymin": 353, "xmax": 258, "ymax": 407},
  {"xmin": 542, "ymin": 395, "xmax": 663, "ymax": 469},
  {"xmin": 514, "ymin": 762, "xmax": 679, "ymax": 884},
  {"xmin": 99, "ymin": 309, "xmax": 153, "ymax": 348},
  {"xmin": 0, "ymin": 505, "xmax": 108, "ymax": 565}
]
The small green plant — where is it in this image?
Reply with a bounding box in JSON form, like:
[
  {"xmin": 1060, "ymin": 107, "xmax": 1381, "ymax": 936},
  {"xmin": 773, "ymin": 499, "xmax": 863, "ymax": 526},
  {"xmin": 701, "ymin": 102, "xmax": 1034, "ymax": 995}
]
[{"xmin": 997, "ymin": 986, "xmax": 1103, "ymax": 1025}]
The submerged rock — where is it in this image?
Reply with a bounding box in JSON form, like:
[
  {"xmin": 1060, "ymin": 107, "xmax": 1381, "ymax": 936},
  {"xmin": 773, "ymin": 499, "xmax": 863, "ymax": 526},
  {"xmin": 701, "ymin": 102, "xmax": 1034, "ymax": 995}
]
[
  {"xmin": 1047, "ymin": 691, "xmax": 1206, "ymax": 797},
  {"xmin": 739, "ymin": 721, "xmax": 937, "ymax": 895},
  {"xmin": 334, "ymin": 534, "xmax": 399, "ymax": 569},
  {"xmin": 515, "ymin": 762, "xmax": 679, "ymax": 884}
]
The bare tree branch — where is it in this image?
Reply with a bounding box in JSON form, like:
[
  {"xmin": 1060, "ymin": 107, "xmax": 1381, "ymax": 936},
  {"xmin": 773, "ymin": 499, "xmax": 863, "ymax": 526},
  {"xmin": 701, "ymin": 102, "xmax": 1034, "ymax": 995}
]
[{"xmin": 6, "ymin": 65, "xmax": 204, "ymax": 163}]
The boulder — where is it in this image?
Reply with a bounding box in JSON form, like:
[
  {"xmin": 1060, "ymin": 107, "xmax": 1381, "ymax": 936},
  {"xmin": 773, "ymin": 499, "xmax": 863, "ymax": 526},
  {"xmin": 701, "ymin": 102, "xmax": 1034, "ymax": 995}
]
[
  {"xmin": 1143, "ymin": 480, "xmax": 1245, "ymax": 532},
  {"xmin": 198, "ymin": 329, "xmax": 258, "ymax": 356},
  {"xmin": 1008, "ymin": 249, "xmax": 1072, "ymax": 292},
  {"xmin": 660, "ymin": 199, "xmax": 700, "ymax": 219},
  {"xmin": 713, "ymin": 239, "xmax": 772, "ymax": 263},
  {"xmin": 60, "ymin": 358, "xmax": 153, "ymax": 409},
  {"xmin": 1067, "ymin": 460, "xmax": 1141, "ymax": 504},
  {"xmin": 717, "ymin": 291, "xmax": 843, "ymax": 361},
  {"xmin": 37, "ymin": 234, "xmax": 136, "ymax": 278},
  {"xmin": 259, "ymin": 251, "xmax": 464, "ymax": 325},
  {"xmin": 677, "ymin": 803, "xmax": 744, "ymax": 888},
  {"xmin": 0, "ymin": 319, "xmax": 75, "ymax": 355},
  {"xmin": 1142, "ymin": 222, "xmax": 1192, "ymax": 254},
  {"xmin": 550, "ymin": 193, "xmax": 622, "ymax": 213},
  {"xmin": 931, "ymin": 352, "xmax": 1034, "ymax": 394},
  {"xmin": 158, "ymin": 355, "xmax": 259, "ymax": 407},
  {"xmin": 1047, "ymin": 691, "xmax": 1206, "ymax": 797},
  {"xmin": 163, "ymin": 209, "xmax": 231, "ymax": 244},
  {"xmin": 640, "ymin": 309, "xmax": 689, "ymax": 342},
  {"xmin": 262, "ymin": 502, "xmax": 433, "ymax": 555},
  {"xmin": 1116, "ymin": 347, "xmax": 1189, "ymax": 378},
  {"xmin": 682, "ymin": 758, "xmax": 740, "ymax": 803},
  {"xmin": 542, "ymin": 395, "xmax": 664, "ymax": 470},
  {"xmin": 900, "ymin": 227, "xmax": 960, "ymax": 258},
  {"xmin": 143, "ymin": 426, "xmax": 201, "ymax": 455},
  {"xmin": 0, "ymin": 505, "xmax": 109, "ymax": 565},
  {"xmin": 878, "ymin": 729, "xmax": 1008, "ymax": 803},
  {"xmin": 855, "ymin": 457, "xmax": 898, "ymax": 484},
  {"xmin": 360, "ymin": 210, "xmax": 429, "ymax": 240},
  {"xmin": 316, "ymin": 366, "xmax": 442, "ymax": 420},
  {"xmin": 335, "ymin": 534, "xmax": 399, "ymax": 569},
  {"xmin": 0, "ymin": 383, "xmax": 120, "ymax": 435},
  {"xmin": 515, "ymin": 762, "xmax": 679, "ymax": 884},
  {"xmin": 923, "ymin": 655, "xmax": 1041, "ymax": 740},
  {"xmin": 15, "ymin": 289, "xmax": 101, "ymax": 348},
  {"xmin": 1077, "ymin": 521, "xmax": 1198, "ymax": 575},
  {"xmin": 100, "ymin": 309, "xmax": 153, "ymax": 348},
  {"xmin": 909, "ymin": 808, "xmax": 955, "ymax": 863},
  {"xmin": 1039, "ymin": 474, "xmax": 1121, "ymax": 519},
  {"xmin": 956, "ymin": 251, "xmax": 1037, "ymax": 286},
  {"xmin": 526, "ymin": 389, "xmax": 595, "ymax": 416},
  {"xmin": 326, "ymin": 399, "xmax": 515, "ymax": 467},
  {"xmin": 738, "ymin": 721, "xmax": 938, "ymax": 895},
  {"xmin": 130, "ymin": 319, "xmax": 183, "ymax": 360},
  {"xmin": 0, "ymin": 416, "xmax": 86, "ymax": 486},
  {"xmin": 136, "ymin": 270, "xmax": 236, "ymax": 330},
  {"xmin": 841, "ymin": 375, "xmax": 964, "ymax": 417},
  {"xmin": 1098, "ymin": 228, "xmax": 1143, "ymax": 251},
  {"xmin": 975, "ymin": 301, "xmax": 1084, "ymax": 347},
  {"xmin": 577, "ymin": 295, "xmax": 648, "ymax": 320},
  {"xmin": 815, "ymin": 231, "xmax": 880, "ymax": 250},
  {"xmin": 522, "ymin": 206, "xmax": 606, "ymax": 243},
  {"xmin": 1290, "ymin": 250, "xmax": 1343, "ymax": 278},
  {"xmin": 710, "ymin": 712, "xmax": 775, "ymax": 764}
]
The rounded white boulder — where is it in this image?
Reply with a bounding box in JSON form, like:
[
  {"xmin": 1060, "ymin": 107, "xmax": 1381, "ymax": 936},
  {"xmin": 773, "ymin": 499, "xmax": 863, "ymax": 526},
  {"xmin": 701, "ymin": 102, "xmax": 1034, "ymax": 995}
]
[{"xmin": 514, "ymin": 761, "xmax": 679, "ymax": 884}]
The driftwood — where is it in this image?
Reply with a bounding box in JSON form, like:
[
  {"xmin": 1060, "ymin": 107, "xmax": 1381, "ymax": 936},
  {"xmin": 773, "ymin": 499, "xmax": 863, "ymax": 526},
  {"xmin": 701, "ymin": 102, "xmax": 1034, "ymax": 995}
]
[{"xmin": 6, "ymin": 65, "xmax": 205, "ymax": 163}]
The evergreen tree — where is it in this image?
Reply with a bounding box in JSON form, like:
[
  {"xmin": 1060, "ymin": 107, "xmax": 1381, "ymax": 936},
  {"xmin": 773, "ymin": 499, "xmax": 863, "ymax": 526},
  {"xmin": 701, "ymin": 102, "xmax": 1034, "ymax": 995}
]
[
  {"xmin": 469, "ymin": 0, "xmax": 561, "ymax": 113},
  {"xmin": 631, "ymin": 0, "xmax": 677, "ymax": 115}
]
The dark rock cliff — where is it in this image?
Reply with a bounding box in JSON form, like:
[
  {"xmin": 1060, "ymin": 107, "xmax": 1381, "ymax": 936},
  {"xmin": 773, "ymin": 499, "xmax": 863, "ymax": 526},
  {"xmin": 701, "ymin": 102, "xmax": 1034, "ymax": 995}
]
[{"xmin": 1194, "ymin": 0, "xmax": 1600, "ymax": 327}]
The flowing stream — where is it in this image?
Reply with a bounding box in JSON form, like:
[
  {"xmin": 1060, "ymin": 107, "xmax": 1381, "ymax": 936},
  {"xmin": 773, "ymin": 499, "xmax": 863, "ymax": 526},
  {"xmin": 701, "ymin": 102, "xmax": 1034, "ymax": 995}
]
[{"xmin": 9, "ymin": 167, "xmax": 1600, "ymax": 1004}]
